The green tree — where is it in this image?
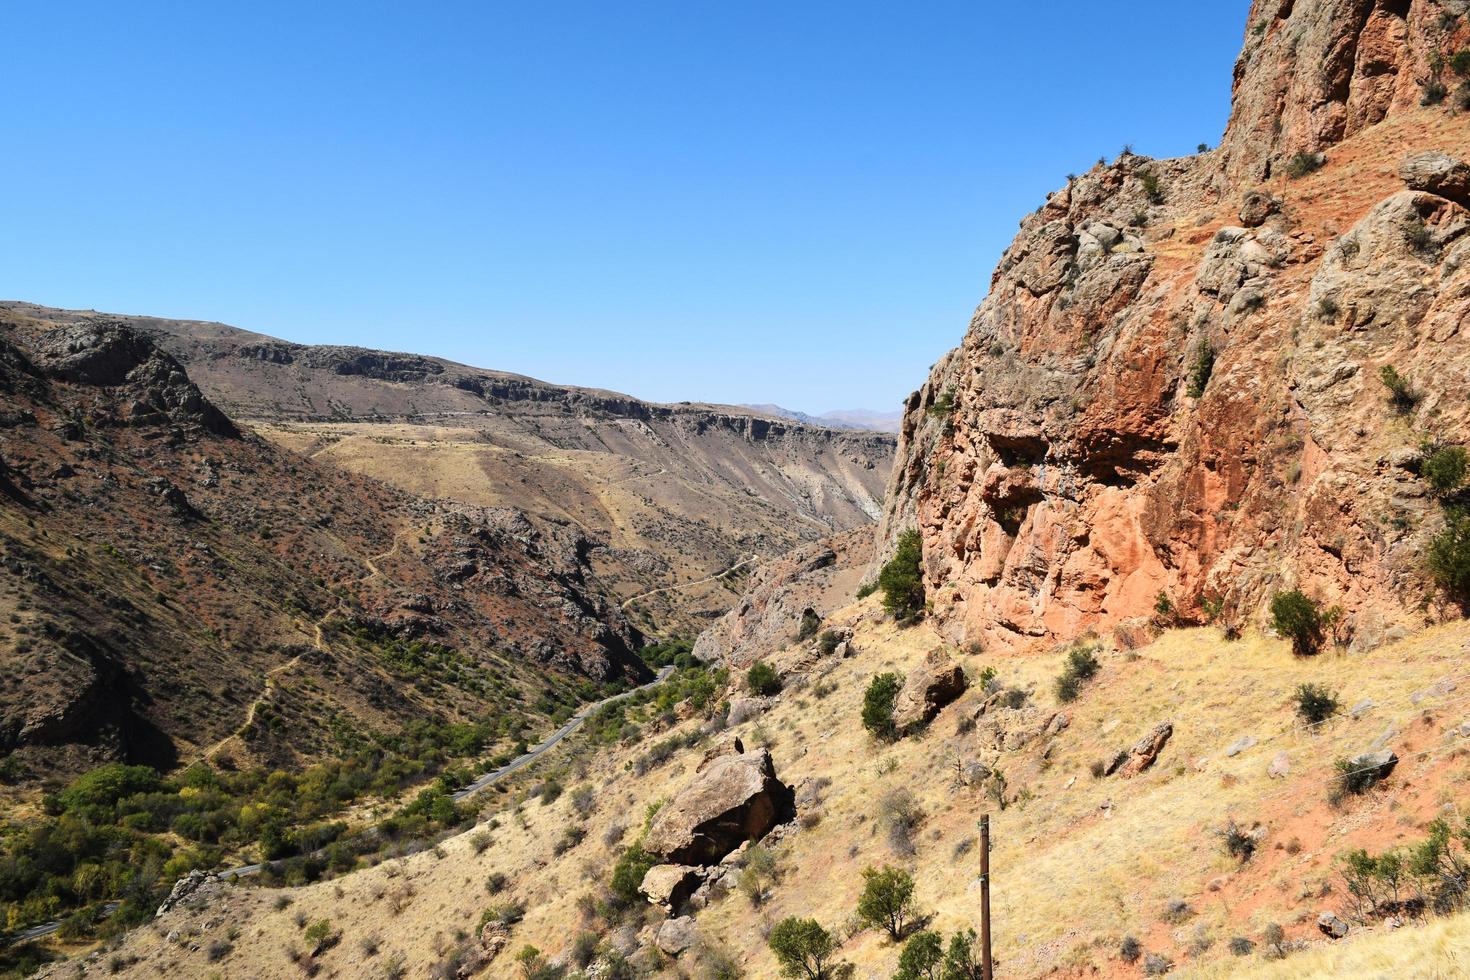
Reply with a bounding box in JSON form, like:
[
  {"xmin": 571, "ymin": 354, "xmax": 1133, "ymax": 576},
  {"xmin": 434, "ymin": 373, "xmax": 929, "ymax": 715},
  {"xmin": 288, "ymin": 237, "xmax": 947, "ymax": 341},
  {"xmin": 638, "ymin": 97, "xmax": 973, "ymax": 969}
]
[
  {"xmin": 515, "ymin": 944, "xmax": 546, "ymax": 979},
  {"xmin": 769, "ymin": 917, "xmax": 841, "ymax": 979},
  {"xmin": 942, "ymin": 930, "xmax": 983, "ymax": 980},
  {"xmin": 1423, "ymin": 446, "xmax": 1468, "ymax": 496},
  {"xmin": 608, "ymin": 843, "xmax": 653, "ymax": 909},
  {"xmin": 857, "ymin": 865, "xmax": 919, "ymax": 940},
  {"xmin": 893, "ymin": 929, "xmax": 944, "ymax": 979},
  {"xmin": 747, "ymin": 661, "xmax": 782, "ymax": 697},
  {"xmin": 1270, "ymin": 590, "xmax": 1324, "ymax": 655},
  {"xmin": 879, "ymin": 530, "xmax": 925, "ymax": 621},
  {"xmin": 1293, "ymin": 683, "xmax": 1339, "ymax": 725},
  {"xmin": 57, "ymin": 764, "xmax": 161, "ymax": 813},
  {"xmin": 862, "ymin": 673, "xmax": 904, "ymax": 741},
  {"xmin": 1429, "ymin": 508, "xmax": 1470, "ymax": 603}
]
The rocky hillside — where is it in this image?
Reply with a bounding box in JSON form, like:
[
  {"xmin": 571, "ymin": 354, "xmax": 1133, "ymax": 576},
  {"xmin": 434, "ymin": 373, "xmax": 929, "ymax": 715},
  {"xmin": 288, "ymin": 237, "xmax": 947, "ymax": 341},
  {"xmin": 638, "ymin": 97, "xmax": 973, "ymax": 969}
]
[
  {"xmin": 880, "ymin": 0, "xmax": 1470, "ymax": 653},
  {"xmin": 0, "ymin": 306, "xmax": 645, "ymax": 780},
  {"xmin": 0, "ymin": 304, "xmax": 895, "ymax": 636}
]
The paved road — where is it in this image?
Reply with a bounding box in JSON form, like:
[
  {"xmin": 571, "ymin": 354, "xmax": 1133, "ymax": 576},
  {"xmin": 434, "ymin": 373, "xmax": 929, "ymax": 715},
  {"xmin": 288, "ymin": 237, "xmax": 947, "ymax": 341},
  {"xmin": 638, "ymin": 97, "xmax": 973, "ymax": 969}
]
[
  {"xmin": 4, "ymin": 664, "xmax": 676, "ymax": 944},
  {"xmin": 452, "ymin": 664, "xmax": 674, "ymax": 800}
]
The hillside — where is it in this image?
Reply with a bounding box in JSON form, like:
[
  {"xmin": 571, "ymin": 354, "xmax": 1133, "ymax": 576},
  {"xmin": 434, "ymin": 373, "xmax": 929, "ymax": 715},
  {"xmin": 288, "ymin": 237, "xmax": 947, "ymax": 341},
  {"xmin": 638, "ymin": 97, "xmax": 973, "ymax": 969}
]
[
  {"xmin": 0, "ymin": 301, "xmax": 659, "ymax": 854},
  {"xmin": 879, "ymin": 0, "xmax": 1470, "ymax": 654},
  {"xmin": 73, "ymin": 599, "xmax": 1470, "ymax": 978},
  {"xmin": 0, "ymin": 304, "xmax": 894, "ymax": 637}
]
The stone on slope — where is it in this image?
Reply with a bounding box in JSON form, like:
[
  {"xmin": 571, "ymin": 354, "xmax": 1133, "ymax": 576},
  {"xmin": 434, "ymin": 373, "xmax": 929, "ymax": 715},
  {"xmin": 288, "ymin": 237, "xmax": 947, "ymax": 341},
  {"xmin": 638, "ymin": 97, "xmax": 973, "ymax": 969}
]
[
  {"xmin": 1118, "ymin": 723, "xmax": 1173, "ymax": 777},
  {"xmin": 640, "ymin": 865, "xmax": 704, "ymax": 916},
  {"xmin": 891, "ymin": 649, "xmax": 968, "ymax": 733},
  {"xmin": 1399, "ymin": 152, "xmax": 1470, "ymax": 208},
  {"xmin": 643, "ymin": 748, "xmax": 794, "ymax": 866},
  {"xmin": 655, "ymin": 916, "xmax": 699, "ymax": 956}
]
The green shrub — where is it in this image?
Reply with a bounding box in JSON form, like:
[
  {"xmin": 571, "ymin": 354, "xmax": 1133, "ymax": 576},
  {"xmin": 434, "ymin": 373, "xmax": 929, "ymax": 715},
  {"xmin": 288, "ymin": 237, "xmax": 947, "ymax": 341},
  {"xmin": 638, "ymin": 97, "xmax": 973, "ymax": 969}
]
[
  {"xmin": 1141, "ymin": 171, "xmax": 1164, "ymax": 204},
  {"xmin": 1452, "ymin": 49, "xmax": 1470, "ymax": 75},
  {"xmin": 862, "ymin": 673, "xmax": 903, "ymax": 741},
  {"xmin": 1186, "ymin": 340, "xmax": 1215, "ymax": 398},
  {"xmin": 1428, "ymin": 507, "xmax": 1470, "ymax": 603},
  {"xmin": 817, "ymin": 630, "xmax": 842, "ymax": 656},
  {"xmin": 1270, "ymin": 590, "xmax": 1325, "ymax": 655},
  {"xmin": 1423, "ymin": 79, "xmax": 1449, "ymax": 105},
  {"xmin": 893, "ymin": 930, "xmax": 943, "ymax": 980},
  {"xmin": 796, "ymin": 608, "xmax": 821, "ymax": 642},
  {"xmin": 856, "ymin": 865, "xmax": 919, "ymax": 940},
  {"xmin": 856, "ymin": 581, "xmax": 878, "ymax": 600},
  {"xmin": 1220, "ymin": 821, "xmax": 1256, "ymax": 863},
  {"xmin": 1284, "ymin": 151, "xmax": 1325, "ymax": 179},
  {"xmin": 1293, "ymin": 683, "xmax": 1339, "ymax": 725},
  {"xmin": 1054, "ymin": 644, "xmax": 1101, "ymax": 704},
  {"xmin": 768, "ymin": 917, "xmax": 841, "ymax": 979},
  {"xmin": 747, "ymin": 661, "xmax": 782, "ymax": 697},
  {"xmin": 1423, "ymin": 446, "xmax": 1468, "ymax": 496},
  {"xmin": 879, "ymin": 530, "xmax": 925, "ymax": 621},
  {"xmin": 1379, "ymin": 364, "xmax": 1417, "ymax": 411},
  {"xmin": 608, "ymin": 843, "xmax": 654, "ymax": 909},
  {"xmin": 927, "ymin": 388, "xmax": 956, "ymax": 418},
  {"xmin": 1330, "ymin": 756, "xmax": 1387, "ymax": 805}
]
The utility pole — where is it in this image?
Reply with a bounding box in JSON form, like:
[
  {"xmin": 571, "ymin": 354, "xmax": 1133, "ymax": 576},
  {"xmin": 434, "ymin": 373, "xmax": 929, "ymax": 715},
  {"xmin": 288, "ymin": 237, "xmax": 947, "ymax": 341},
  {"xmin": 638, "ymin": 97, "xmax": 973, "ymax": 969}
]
[{"xmin": 979, "ymin": 813, "xmax": 993, "ymax": 980}]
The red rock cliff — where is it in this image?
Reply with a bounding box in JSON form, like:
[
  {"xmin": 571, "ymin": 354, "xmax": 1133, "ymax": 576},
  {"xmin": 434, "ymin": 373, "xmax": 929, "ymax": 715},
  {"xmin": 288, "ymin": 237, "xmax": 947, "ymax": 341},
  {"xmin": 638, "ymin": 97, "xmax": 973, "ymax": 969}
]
[{"xmin": 880, "ymin": 0, "xmax": 1470, "ymax": 653}]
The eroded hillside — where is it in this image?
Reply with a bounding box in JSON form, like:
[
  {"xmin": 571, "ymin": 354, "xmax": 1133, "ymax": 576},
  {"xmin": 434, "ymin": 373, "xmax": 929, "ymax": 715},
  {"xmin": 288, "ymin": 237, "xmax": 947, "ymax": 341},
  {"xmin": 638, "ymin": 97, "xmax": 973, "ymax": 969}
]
[
  {"xmin": 0, "ymin": 304, "xmax": 895, "ymax": 637},
  {"xmin": 75, "ymin": 595, "xmax": 1470, "ymax": 978}
]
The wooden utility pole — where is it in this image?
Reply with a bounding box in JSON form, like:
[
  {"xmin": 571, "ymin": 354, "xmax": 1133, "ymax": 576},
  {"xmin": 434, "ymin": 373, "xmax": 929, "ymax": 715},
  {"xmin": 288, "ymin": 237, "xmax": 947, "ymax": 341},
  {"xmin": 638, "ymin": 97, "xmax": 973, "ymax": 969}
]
[{"xmin": 980, "ymin": 813, "xmax": 993, "ymax": 980}]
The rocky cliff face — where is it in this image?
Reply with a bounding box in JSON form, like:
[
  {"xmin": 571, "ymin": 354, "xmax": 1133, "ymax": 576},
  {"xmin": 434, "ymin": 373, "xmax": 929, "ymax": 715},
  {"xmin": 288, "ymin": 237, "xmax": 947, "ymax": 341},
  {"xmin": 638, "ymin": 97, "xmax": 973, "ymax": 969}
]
[{"xmin": 880, "ymin": 0, "xmax": 1470, "ymax": 653}]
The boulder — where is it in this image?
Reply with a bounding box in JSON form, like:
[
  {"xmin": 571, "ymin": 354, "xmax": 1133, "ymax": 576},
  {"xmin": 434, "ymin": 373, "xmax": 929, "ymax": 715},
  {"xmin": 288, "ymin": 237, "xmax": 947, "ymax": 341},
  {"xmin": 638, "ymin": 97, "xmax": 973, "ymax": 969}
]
[
  {"xmin": 655, "ymin": 916, "xmax": 699, "ymax": 956},
  {"xmin": 727, "ymin": 697, "xmax": 773, "ymax": 726},
  {"xmin": 1399, "ymin": 152, "xmax": 1470, "ymax": 208},
  {"xmin": 1118, "ymin": 722, "xmax": 1172, "ymax": 777},
  {"xmin": 1224, "ymin": 735, "xmax": 1257, "ymax": 757},
  {"xmin": 1267, "ymin": 752, "xmax": 1291, "ymax": 779},
  {"xmin": 1349, "ymin": 749, "xmax": 1398, "ymax": 783},
  {"xmin": 1317, "ymin": 911, "xmax": 1350, "ymax": 939},
  {"xmin": 643, "ymin": 748, "xmax": 794, "ymax": 866},
  {"xmin": 641, "ymin": 864, "xmax": 703, "ymax": 915},
  {"xmin": 155, "ymin": 870, "xmax": 217, "ymax": 917},
  {"xmin": 1239, "ymin": 190, "xmax": 1279, "ymax": 227},
  {"xmin": 891, "ymin": 649, "xmax": 968, "ymax": 732}
]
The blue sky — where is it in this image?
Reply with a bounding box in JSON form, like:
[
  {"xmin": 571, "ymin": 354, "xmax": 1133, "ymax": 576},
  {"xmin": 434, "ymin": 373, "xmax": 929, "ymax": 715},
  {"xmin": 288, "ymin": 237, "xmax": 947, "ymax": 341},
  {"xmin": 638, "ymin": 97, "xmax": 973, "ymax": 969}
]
[{"xmin": 2, "ymin": 2, "xmax": 1246, "ymax": 414}]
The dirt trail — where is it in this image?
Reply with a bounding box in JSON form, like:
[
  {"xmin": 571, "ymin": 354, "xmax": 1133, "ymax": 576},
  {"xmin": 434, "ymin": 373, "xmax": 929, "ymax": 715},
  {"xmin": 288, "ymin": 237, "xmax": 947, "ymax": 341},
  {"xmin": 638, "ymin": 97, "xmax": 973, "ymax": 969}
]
[{"xmin": 620, "ymin": 554, "xmax": 758, "ymax": 611}]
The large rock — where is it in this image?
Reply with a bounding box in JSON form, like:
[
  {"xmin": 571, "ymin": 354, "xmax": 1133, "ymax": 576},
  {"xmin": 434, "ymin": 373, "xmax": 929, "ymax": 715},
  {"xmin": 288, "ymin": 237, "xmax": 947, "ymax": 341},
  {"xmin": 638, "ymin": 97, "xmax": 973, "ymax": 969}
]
[
  {"xmin": 891, "ymin": 649, "xmax": 968, "ymax": 732},
  {"xmin": 1399, "ymin": 152, "xmax": 1470, "ymax": 208},
  {"xmin": 642, "ymin": 748, "xmax": 794, "ymax": 866},
  {"xmin": 640, "ymin": 864, "xmax": 703, "ymax": 915},
  {"xmin": 1317, "ymin": 911, "xmax": 1350, "ymax": 939},
  {"xmin": 1349, "ymin": 749, "xmax": 1398, "ymax": 784},
  {"xmin": 1118, "ymin": 723, "xmax": 1173, "ymax": 777},
  {"xmin": 654, "ymin": 916, "xmax": 699, "ymax": 956}
]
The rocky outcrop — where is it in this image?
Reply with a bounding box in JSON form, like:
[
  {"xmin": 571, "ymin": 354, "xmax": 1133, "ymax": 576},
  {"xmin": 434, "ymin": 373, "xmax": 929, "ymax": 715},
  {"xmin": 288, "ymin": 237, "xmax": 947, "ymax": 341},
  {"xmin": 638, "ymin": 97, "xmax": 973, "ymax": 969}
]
[
  {"xmin": 1118, "ymin": 723, "xmax": 1173, "ymax": 777},
  {"xmin": 879, "ymin": 2, "xmax": 1470, "ymax": 653},
  {"xmin": 641, "ymin": 864, "xmax": 703, "ymax": 915},
  {"xmin": 1399, "ymin": 151, "xmax": 1470, "ymax": 207},
  {"xmin": 891, "ymin": 649, "xmax": 968, "ymax": 732},
  {"xmin": 643, "ymin": 748, "xmax": 794, "ymax": 866},
  {"xmin": 694, "ymin": 528, "xmax": 874, "ymax": 668}
]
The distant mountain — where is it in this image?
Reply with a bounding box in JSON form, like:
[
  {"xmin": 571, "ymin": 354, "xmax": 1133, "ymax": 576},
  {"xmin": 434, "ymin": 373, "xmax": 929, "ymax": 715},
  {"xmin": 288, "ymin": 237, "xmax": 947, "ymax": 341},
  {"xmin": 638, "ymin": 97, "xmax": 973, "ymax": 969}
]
[{"xmin": 742, "ymin": 404, "xmax": 902, "ymax": 433}]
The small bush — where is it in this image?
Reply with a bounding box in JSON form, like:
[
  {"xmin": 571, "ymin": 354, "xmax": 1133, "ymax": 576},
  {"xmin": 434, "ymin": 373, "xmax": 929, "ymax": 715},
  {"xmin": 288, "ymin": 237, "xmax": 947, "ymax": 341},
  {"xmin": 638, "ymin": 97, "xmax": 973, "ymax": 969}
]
[
  {"xmin": 927, "ymin": 388, "xmax": 956, "ymax": 419},
  {"xmin": 206, "ymin": 940, "xmax": 232, "ymax": 962},
  {"xmin": 1284, "ymin": 151, "xmax": 1324, "ymax": 179},
  {"xmin": 862, "ymin": 672, "xmax": 903, "ymax": 741},
  {"xmin": 1229, "ymin": 936, "xmax": 1255, "ymax": 956},
  {"xmin": 1452, "ymin": 49, "xmax": 1470, "ymax": 76},
  {"xmin": 1380, "ymin": 364, "xmax": 1417, "ymax": 412},
  {"xmin": 1293, "ymin": 682, "xmax": 1339, "ymax": 725},
  {"xmin": 1429, "ymin": 507, "xmax": 1470, "ymax": 603},
  {"xmin": 1186, "ymin": 340, "xmax": 1215, "ymax": 398},
  {"xmin": 1270, "ymin": 590, "xmax": 1324, "ymax": 655},
  {"xmin": 1143, "ymin": 953, "xmax": 1174, "ymax": 976},
  {"xmin": 1162, "ymin": 899, "xmax": 1194, "ymax": 924},
  {"xmin": 817, "ymin": 630, "xmax": 843, "ymax": 656},
  {"xmin": 1053, "ymin": 645, "xmax": 1101, "ymax": 704},
  {"xmin": 1423, "ymin": 79, "xmax": 1449, "ymax": 105},
  {"xmin": 1221, "ymin": 821, "xmax": 1256, "ymax": 862},
  {"xmin": 747, "ymin": 662, "xmax": 782, "ymax": 697},
  {"xmin": 1330, "ymin": 756, "xmax": 1387, "ymax": 805},
  {"xmin": 879, "ymin": 530, "xmax": 926, "ymax": 621},
  {"xmin": 1423, "ymin": 446, "xmax": 1468, "ymax": 496},
  {"xmin": 796, "ymin": 608, "xmax": 821, "ymax": 642},
  {"xmin": 1316, "ymin": 295, "xmax": 1340, "ymax": 320},
  {"xmin": 1119, "ymin": 935, "xmax": 1142, "ymax": 962},
  {"xmin": 1141, "ymin": 171, "xmax": 1164, "ymax": 204}
]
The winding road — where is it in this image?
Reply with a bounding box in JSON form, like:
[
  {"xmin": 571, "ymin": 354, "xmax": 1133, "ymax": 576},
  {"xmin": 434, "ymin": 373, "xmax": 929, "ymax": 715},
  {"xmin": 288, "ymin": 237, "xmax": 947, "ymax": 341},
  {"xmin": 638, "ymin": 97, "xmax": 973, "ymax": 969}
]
[{"xmin": 5, "ymin": 663, "xmax": 676, "ymax": 945}]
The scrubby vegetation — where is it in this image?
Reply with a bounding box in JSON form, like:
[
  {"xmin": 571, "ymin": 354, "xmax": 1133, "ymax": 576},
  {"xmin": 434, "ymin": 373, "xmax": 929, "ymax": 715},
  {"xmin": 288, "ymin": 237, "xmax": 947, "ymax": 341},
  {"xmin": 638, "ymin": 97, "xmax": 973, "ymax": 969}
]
[
  {"xmin": 1379, "ymin": 364, "xmax": 1417, "ymax": 412},
  {"xmin": 857, "ymin": 865, "xmax": 920, "ymax": 940},
  {"xmin": 1284, "ymin": 151, "xmax": 1324, "ymax": 178},
  {"xmin": 1293, "ymin": 682, "xmax": 1339, "ymax": 725},
  {"xmin": 1053, "ymin": 643, "xmax": 1101, "ymax": 703},
  {"xmin": 862, "ymin": 673, "xmax": 904, "ymax": 741},
  {"xmin": 1429, "ymin": 508, "xmax": 1470, "ymax": 603},
  {"xmin": 1422, "ymin": 445, "xmax": 1468, "ymax": 497},
  {"xmin": 1187, "ymin": 342, "xmax": 1214, "ymax": 399},
  {"xmin": 748, "ymin": 661, "xmax": 783, "ymax": 697},
  {"xmin": 769, "ymin": 916, "xmax": 842, "ymax": 978},
  {"xmin": 879, "ymin": 531, "xmax": 926, "ymax": 622},
  {"xmin": 1269, "ymin": 590, "xmax": 1325, "ymax": 655}
]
